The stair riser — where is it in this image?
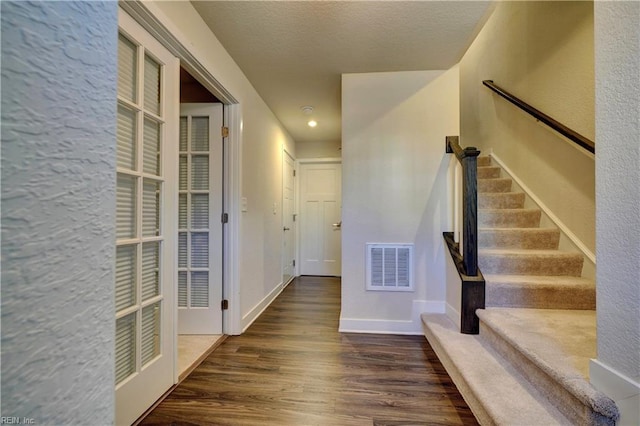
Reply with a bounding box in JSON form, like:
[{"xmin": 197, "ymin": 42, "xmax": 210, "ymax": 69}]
[
  {"xmin": 479, "ymin": 210, "xmax": 541, "ymax": 228},
  {"xmin": 478, "ymin": 193, "xmax": 525, "ymax": 209},
  {"xmin": 479, "ymin": 322, "xmax": 614, "ymax": 425},
  {"xmin": 478, "ymin": 166, "xmax": 501, "ymax": 179},
  {"xmin": 479, "ymin": 179, "xmax": 512, "ymax": 193},
  {"xmin": 485, "ymin": 282, "xmax": 596, "ymax": 309},
  {"xmin": 477, "ymin": 157, "xmax": 492, "ymax": 167},
  {"xmin": 479, "ymin": 229, "xmax": 560, "ymax": 249},
  {"xmin": 479, "ymin": 254, "xmax": 583, "ymax": 276}
]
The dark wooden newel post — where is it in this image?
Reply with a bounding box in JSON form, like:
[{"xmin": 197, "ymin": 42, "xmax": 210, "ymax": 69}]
[{"xmin": 461, "ymin": 147, "xmax": 480, "ymax": 276}]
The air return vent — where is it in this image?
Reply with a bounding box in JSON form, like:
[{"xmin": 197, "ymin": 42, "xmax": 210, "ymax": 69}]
[{"xmin": 366, "ymin": 244, "xmax": 414, "ymax": 291}]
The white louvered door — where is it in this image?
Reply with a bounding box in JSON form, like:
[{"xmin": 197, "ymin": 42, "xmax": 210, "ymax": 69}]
[
  {"xmin": 177, "ymin": 104, "xmax": 223, "ymax": 335},
  {"xmin": 116, "ymin": 9, "xmax": 178, "ymax": 426}
]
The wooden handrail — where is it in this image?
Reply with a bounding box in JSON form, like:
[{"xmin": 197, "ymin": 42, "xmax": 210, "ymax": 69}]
[
  {"xmin": 446, "ymin": 136, "xmax": 480, "ymax": 276},
  {"xmin": 483, "ymin": 80, "xmax": 595, "ymax": 154}
]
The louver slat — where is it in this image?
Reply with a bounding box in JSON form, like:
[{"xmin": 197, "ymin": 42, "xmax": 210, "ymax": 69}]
[
  {"xmin": 143, "ymin": 54, "xmax": 160, "ymax": 115},
  {"xmin": 191, "ymin": 117, "xmax": 209, "ymax": 151},
  {"xmin": 115, "ymin": 314, "xmax": 136, "ymax": 384},
  {"xmin": 178, "ymin": 271, "xmax": 187, "ymax": 307},
  {"xmin": 191, "ymin": 271, "xmax": 209, "ymax": 307},
  {"xmin": 191, "ymin": 194, "xmax": 209, "ymax": 229},
  {"xmin": 143, "ymin": 118, "xmax": 160, "ymax": 176},
  {"xmin": 117, "ymin": 34, "xmax": 137, "ymax": 103},
  {"xmin": 116, "ymin": 175, "xmax": 136, "ymax": 239},
  {"xmin": 191, "ymin": 156, "xmax": 209, "ymax": 190},
  {"xmin": 191, "ymin": 232, "xmax": 209, "ymax": 268},
  {"xmin": 117, "ymin": 105, "xmax": 136, "ymax": 170},
  {"xmin": 141, "ymin": 303, "xmax": 160, "ymax": 366},
  {"xmin": 115, "ymin": 245, "xmax": 136, "ymax": 311},
  {"xmin": 141, "ymin": 242, "xmax": 159, "ymax": 301}
]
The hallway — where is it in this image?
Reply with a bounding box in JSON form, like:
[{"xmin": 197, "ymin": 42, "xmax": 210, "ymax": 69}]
[{"xmin": 141, "ymin": 276, "xmax": 477, "ymax": 425}]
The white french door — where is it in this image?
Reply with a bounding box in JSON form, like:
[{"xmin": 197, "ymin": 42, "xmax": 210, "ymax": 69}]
[
  {"xmin": 282, "ymin": 151, "xmax": 296, "ymax": 284},
  {"xmin": 300, "ymin": 162, "xmax": 342, "ymax": 276},
  {"xmin": 177, "ymin": 104, "xmax": 223, "ymax": 335},
  {"xmin": 116, "ymin": 9, "xmax": 178, "ymax": 426}
]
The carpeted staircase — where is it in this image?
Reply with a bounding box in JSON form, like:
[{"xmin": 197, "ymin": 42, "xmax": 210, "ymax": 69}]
[{"xmin": 423, "ymin": 156, "xmax": 619, "ymax": 425}]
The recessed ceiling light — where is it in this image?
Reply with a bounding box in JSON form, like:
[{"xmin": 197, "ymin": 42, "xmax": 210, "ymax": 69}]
[{"xmin": 308, "ymin": 120, "xmax": 317, "ymax": 128}]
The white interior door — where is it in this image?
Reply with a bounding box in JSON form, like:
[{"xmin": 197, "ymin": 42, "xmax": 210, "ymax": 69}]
[
  {"xmin": 177, "ymin": 103, "xmax": 223, "ymax": 335},
  {"xmin": 300, "ymin": 162, "xmax": 342, "ymax": 276},
  {"xmin": 116, "ymin": 9, "xmax": 178, "ymax": 425},
  {"xmin": 282, "ymin": 151, "xmax": 296, "ymax": 284}
]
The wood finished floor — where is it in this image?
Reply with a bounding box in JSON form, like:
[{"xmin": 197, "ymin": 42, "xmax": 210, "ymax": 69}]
[{"xmin": 141, "ymin": 276, "xmax": 478, "ymax": 425}]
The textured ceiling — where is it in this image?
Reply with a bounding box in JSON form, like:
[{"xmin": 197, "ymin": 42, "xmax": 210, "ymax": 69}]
[{"xmin": 191, "ymin": 1, "xmax": 493, "ymax": 144}]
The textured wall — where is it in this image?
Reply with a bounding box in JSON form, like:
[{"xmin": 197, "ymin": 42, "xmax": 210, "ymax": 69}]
[
  {"xmin": 459, "ymin": 1, "xmax": 596, "ymax": 253},
  {"xmin": 594, "ymin": 1, "xmax": 640, "ymax": 383},
  {"xmin": 1, "ymin": 2, "xmax": 117, "ymax": 423},
  {"xmin": 341, "ymin": 69, "xmax": 459, "ymax": 331}
]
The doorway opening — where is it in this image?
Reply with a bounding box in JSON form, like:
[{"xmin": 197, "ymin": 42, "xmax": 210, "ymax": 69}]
[{"xmin": 176, "ymin": 67, "xmax": 226, "ymax": 380}]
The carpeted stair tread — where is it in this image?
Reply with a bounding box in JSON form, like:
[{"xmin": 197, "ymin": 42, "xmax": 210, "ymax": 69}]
[
  {"xmin": 477, "ymin": 308, "xmax": 619, "ymax": 424},
  {"xmin": 479, "ymin": 227, "xmax": 560, "ymax": 249},
  {"xmin": 484, "ymin": 274, "xmax": 595, "ymax": 309},
  {"xmin": 478, "ymin": 178, "xmax": 512, "ymax": 193},
  {"xmin": 479, "ymin": 208, "xmax": 542, "ymax": 228},
  {"xmin": 478, "ymin": 166, "xmax": 501, "ymax": 179},
  {"xmin": 479, "ymin": 249, "xmax": 584, "ymax": 276},
  {"xmin": 422, "ymin": 313, "xmax": 571, "ymax": 425},
  {"xmin": 478, "ymin": 192, "xmax": 525, "ymax": 209}
]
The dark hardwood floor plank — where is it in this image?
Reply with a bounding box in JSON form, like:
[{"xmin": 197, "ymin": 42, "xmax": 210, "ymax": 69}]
[{"xmin": 140, "ymin": 276, "xmax": 478, "ymax": 425}]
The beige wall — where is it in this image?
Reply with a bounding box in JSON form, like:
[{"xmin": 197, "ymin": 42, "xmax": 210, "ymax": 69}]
[
  {"xmin": 296, "ymin": 140, "xmax": 342, "ymax": 159},
  {"xmin": 460, "ymin": 1, "xmax": 595, "ymax": 252},
  {"xmin": 340, "ymin": 68, "xmax": 459, "ymax": 333}
]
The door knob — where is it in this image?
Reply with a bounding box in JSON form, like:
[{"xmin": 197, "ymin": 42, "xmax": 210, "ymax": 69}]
[
  {"xmin": 332, "ymin": 221, "xmax": 342, "ymax": 228},
  {"xmin": 283, "ymin": 227, "xmax": 290, "ymax": 231}
]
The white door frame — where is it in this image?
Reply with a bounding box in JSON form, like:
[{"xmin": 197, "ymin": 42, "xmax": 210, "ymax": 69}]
[
  {"xmin": 119, "ymin": 1, "xmax": 243, "ymax": 342},
  {"xmin": 282, "ymin": 149, "xmax": 297, "ymax": 285},
  {"xmin": 296, "ymin": 158, "xmax": 342, "ymax": 277}
]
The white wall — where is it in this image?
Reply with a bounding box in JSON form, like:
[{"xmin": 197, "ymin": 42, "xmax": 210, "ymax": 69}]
[
  {"xmin": 341, "ymin": 68, "xmax": 459, "ymax": 334},
  {"xmin": 459, "ymin": 1, "xmax": 596, "ymax": 253},
  {"xmin": 148, "ymin": 0, "xmax": 296, "ymax": 331},
  {"xmin": 296, "ymin": 140, "xmax": 342, "ymax": 159},
  {"xmin": 591, "ymin": 2, "xmax": 640, "ymax": 424},
  {"xmin": 1, "ymin": 2, "xmax": 117, "ymax": 423}
]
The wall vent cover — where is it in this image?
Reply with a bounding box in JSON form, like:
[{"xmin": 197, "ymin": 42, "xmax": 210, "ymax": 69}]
[{"xmin": 366, "ymin": 243, "xmax": 414, "ymax": 292}]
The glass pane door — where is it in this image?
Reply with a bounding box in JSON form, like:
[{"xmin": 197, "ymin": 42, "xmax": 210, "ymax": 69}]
[{"xmin": 116, "ymin": 9, "xmax": 178, "ymax": 424}]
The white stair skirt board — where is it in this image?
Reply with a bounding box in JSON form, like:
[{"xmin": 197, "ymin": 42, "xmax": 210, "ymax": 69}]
[{"xmin": 490, "ymin": 153, "xmax": 595, "ymax": 266}]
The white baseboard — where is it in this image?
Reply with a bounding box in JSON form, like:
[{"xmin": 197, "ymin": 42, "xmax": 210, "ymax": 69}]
[
  {"xmin": 241, "ymin": 282, "xmax": 285, "ymax": 332},
  {"xmin": 590, "ymin": 359, "xmax": 640, "ymax": 425},
  {"xmin": 490, "ymin": 153, "xmax": 596, "ymax": 265},
  {"xmin": 339, "ymin": 300, "xmax": 445, "ymax": 335}
]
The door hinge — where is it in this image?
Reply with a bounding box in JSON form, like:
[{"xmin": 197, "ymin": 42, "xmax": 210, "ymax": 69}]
[
  {"xmin": 293, "ymin": 259, "xmax": 296, "ymax": 267},
  {"xmin": 221, "ymin": 212, "xmax": 229, "ymax": 223},
  {"xmin": 292, "ymin": 214, "xmax": 296, "ymax": 222},
  {"xmin": 221, "ymin": 126, "xmax": 229, "ymax": 138},
  {"xmin": 221, "ymin": 299, "xmax": 229, "ymax": 310},
  {"xmin": 293, "ymin": 169, "xmax": 296, "ymax": 177}
]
